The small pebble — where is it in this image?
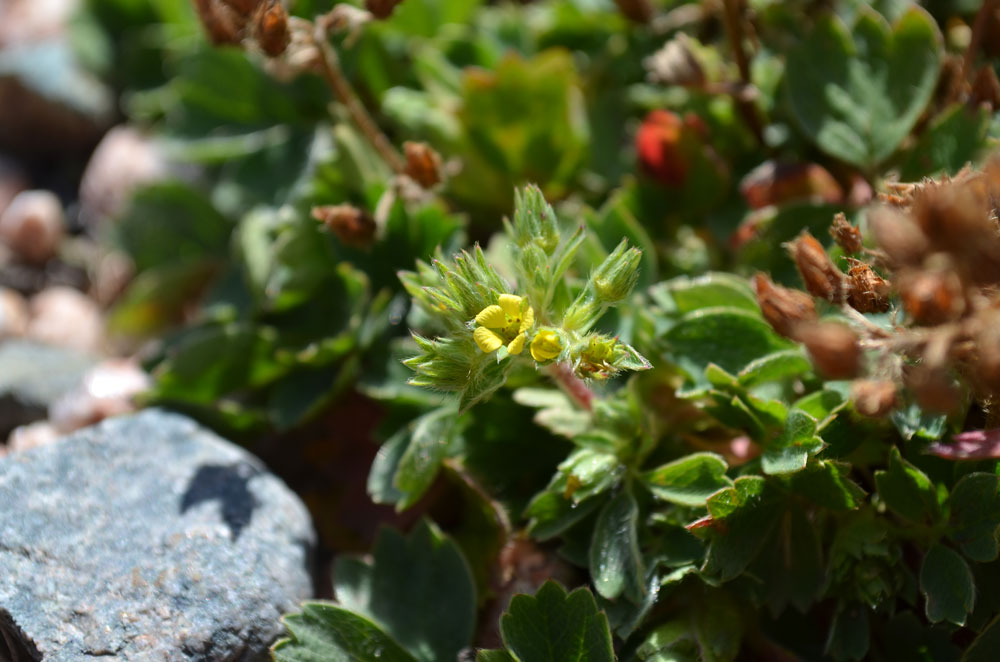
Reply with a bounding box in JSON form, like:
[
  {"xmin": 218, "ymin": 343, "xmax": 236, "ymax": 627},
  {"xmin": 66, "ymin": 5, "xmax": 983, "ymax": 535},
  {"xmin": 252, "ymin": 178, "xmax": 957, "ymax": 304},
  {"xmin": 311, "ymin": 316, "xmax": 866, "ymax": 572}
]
[
  {"xmin": 27, "ymin": 286, "xmax": 103, "ymax": 352},
  {"xmin": 7, "ymin": 420, "xmax": 59, "ymax": 453},
  {"xmin": 49, "ymin": 359, "xmax": 150, "ymax": 433},
  {"xmin": 0, "ymin": 190, "xmax": 65, "ymax": 264},
  {"xmin": 79, "ymin": 126, "xmax": 169, "ymax": 227},
  {"xmin": 0, "ymin": 287, "xmax": 29, "ymax": 338}
]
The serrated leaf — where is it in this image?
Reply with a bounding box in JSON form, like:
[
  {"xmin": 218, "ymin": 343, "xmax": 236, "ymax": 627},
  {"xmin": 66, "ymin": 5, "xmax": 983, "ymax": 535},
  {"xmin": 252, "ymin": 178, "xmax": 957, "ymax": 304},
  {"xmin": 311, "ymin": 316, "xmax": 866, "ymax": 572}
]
[
  {"xmin": 702, "ymin": 477, "xmax": 783, "ymax": 581},
  {"xmin": 948, "ymin": 473, "xmax": 1000, "ymax": 562},
  {"xmin": 499, "ymin": 581, "xmax": 615, "ymax": 662},
  {"xmin": 332, "ymin": 520, "xmax": 476, "ymax": 662},
  {"xmin": 920, "ymin": 544, "xmax": 975, "ymax": 626},
  {"xmin": 784, "ymin": 8, "xmax": 942, "ymax": 168},
  {"xmin": 762, "ymin": 409, "xmax": 824, "ymax": 475},
  {"xmin": 272, "ymin": 603, "xmax": 417, "ymax": 662},
  {"xmin": 874, "ymin": 447, "xmax": 941, "ymax": 523},
  {"xmin": 590, "ymin": 486, "xmax": 644, "ymax": 602},
  {"xmin": 644, "ymin": 453, "xmax": 732, "ymax": 507}
]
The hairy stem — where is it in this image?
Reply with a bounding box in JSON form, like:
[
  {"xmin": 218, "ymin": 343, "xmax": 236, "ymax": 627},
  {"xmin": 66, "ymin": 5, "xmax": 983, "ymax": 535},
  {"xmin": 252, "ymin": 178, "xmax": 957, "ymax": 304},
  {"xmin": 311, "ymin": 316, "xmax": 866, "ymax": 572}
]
[
  {"xmin": 547, "ymin": 362, "xmax": 595, "ymax": 412},
  {"xmin": 311, "ymin": 22, "xmax": 406, "ymax": 174}
]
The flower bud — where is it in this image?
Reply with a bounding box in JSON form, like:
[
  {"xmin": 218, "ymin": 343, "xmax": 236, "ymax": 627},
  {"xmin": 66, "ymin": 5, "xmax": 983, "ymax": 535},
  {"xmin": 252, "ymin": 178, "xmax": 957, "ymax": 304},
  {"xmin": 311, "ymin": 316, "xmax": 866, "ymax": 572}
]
[
  {"xmin": 530, "ymin": 328, "xmax": 563, "ymax": 363},
  {"xmin": 897, "ymin": 264, "xmax": 964, "ymax": 326},
  {"xmin": 256, "ymin": 1, "xmax": 290, "ymax": 57},
  {"xmin": 845, "ymin": 259, "xmax": 891, "ymax": 314},
  {"xmin": 592, "ymin": 240, "xmax": 642, "ymax": 305},
  {"xmin": 403, "ymin": 141, "xmax": 443, "ymax": 189},
  {"xmin": 797, "ymin": 322, "xmax": 861, "ymax": 379},
  {"xmin": 365, "ymin": 0, "xmax": 404, "ymax": 19},
  {"xmin": 510, "ymin": 185, "xmax": 560, "ymax": 254},
  {"xmin": 312, "ymin": 204, "xmax": 376, "ymax": 247},
  {"xmin": 850, "ymin": 380, "xmax": 898, "ymax": 418},
  {"xmin": 753, "ymin": 273, "xmax": 817, "ymax": 340},
  {"xmin": 830, "ymin": 212, "xmax": 863, "ymax": 254},
  {"xmin": 787, "ymin": 231, "xmax": 846, "ymax": 303}
]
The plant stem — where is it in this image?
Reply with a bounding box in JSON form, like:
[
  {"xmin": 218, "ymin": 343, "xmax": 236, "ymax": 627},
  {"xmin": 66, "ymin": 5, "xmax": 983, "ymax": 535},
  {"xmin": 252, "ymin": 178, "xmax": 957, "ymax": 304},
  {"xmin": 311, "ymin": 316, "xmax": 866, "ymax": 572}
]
[
  {"xmin": 961, "ymin": 0, "xmax": 998, "ymax": 88},
  {"xmin": 311, "ymin": 22, "xmax": 406, "ymax": 174},
  {"xmin": 547, "ymin": 362, "xmax": 595, "ymax": 412},
  {"xmin": 720, "ymin": 0, "xmax": 765, "ymax": 146}
]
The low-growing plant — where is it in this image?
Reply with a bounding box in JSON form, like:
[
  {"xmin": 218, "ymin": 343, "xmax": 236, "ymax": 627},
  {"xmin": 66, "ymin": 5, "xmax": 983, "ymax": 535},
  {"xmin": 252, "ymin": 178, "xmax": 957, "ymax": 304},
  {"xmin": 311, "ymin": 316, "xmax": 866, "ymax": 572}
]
[{"xmin": 72, "ymin": 0, "xmax": 1000, "ymax": 659}]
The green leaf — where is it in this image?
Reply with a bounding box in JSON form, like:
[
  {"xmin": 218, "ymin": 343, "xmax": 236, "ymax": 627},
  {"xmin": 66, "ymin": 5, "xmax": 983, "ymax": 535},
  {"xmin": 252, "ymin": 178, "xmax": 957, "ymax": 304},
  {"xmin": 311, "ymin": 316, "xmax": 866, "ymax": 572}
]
[
  {"xmin": 499, "ymin": 581, "xmax": 615, "ymax": 662},
  {"xmin": 789, "ymin": 460, "xmax": 865, "ymax": 510},
  {"xmin": 691, "ymin": 592, "xmax": 743, "ymax": 662},
  {"xmin": 332, "ymin": 520, "xmax": 476, "ymax": 662},
  {"xmin": 272, "ymin": 603, "xmax": 417, "ymax": 662},
  {"xmin": 891, "ymin": 400, "xmax": 948, "ymax": 441},
  {"xmin": 762, "ymin": 409, "xmax": 824, "ymax": 475},
  {"xmin": 394, "ymin": 407, "xmax": 458, "ymax": 510},
  {"xmin": 702, "ymin": 477, "xmax": 783, "ymax": 581},
  {"xmin": 477, "ymin": 651, "xmax": 517, "ymax": 662},
  {"xmin": 900, "ymin": 104, "xmax": 991, "ymax": 180},
  {"xmin": 664, "ymin": 307, "xmax": 793, "ymax": 391},
  {"xmin": 590, "ymin": 486, "xmax": 644, "ymax": 602},
  {"xmin": 920, "ymin": 544, "xmax": 975, "ymax": 626},
  {"xmin": 737, "ymin": 350, "xmax": 812, "ymax": 387},
  {"xmin": 948, "ymin": 473, "xmax": 1000, "ymax": 563},
  {"xmin": 644, "ymin": 453, "xmax": 733, "ymax": 507},
  {"xmin": 824, "ymin": 603, "xmax": 870, "ymax": 661},
  {"xmin": 784, "ymin": 8, "xmax": 942, "ymax": 169},
  {"xmin": 874, "ymin": 447, "xmax": 941, "ymax": 523},
  {"xmin": 752, "ymin": 506, "xmax": 826, "ymax": 612},
  {"xmin": 650, "ymin": 272, "xmax": 758, "ymax": 314},
  {"xmin": 964, "ymin": 613, "xmax": 1000, "ymax": 662}
]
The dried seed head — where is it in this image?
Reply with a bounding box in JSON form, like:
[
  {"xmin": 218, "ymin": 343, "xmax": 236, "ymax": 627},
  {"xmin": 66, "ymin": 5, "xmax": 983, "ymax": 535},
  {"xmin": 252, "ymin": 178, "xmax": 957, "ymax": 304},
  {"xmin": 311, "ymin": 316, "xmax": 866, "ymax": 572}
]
[
  {"xmin": 910, "ymin": 176, "xmax": 995, "ymax": 254},
  {"xmin": 191, "ymin": 0, "xmax": 246, "ymax": 46},
  {"xmin": 312, "ymin": 204, "xmax": 376, "ymax": 247},
  {"xmin": 752, "ymin": 272, "xmax": 817, "ymax": 340},
  {"xmin": 850, "ymin": 380, "xmax": 898, "ymax": 418},
  {"xmin": 845, "ymin": 258, "xmax": 891, "ymax": 314},
  {"xmin": 897, "ymin": 265, "xmax": 964, "ymax": 326},
  {"xmin": 365, "ymin": 0, "xmax": 404, "ymax": 19},
  {"xmin": 256, "ymin": 1, "xmax": 290, "ymax": 57},
  {"xmin": 830, "ymin": 212, "xmax": 863, "ymax": 254},
  {"xmin": 797, "ymin": 322, "xmax": 861, "ymax": 380},
  {"xmin": 739, "ymin": 161, "xmax": 843, "ymax": 210},
  {"xmin": 907, "ymin": 365, "xmax": 962, "ymax": 414},
  {"xmin": 614, "ymin": 0, "xmax": 654, "ymax": 23},
  {"xmin": 787, "ymin": 231, "xmax": 847, "ymax": 303},
  {"xmin": 403, "ymin": 141, "xmax": 443, "ymax": 189},
  {"xmin": 645, "ymin": 34, "xmax": 705, "ymax": 88},
  {"xmin": 868, "ymin": 205, "xmax": 929, "ymax": 267}
]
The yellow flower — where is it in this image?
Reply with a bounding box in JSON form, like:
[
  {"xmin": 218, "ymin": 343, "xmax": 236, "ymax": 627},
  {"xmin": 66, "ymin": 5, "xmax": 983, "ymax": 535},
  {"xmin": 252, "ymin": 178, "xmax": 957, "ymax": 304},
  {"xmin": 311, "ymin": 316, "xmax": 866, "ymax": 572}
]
[
  {"xmin": 530, "ymin": 328, "xmax": 563, "ymax": 362},
  {"xmin": 473, "ymin": 294, "xmax": 534, "ymax": 355}
]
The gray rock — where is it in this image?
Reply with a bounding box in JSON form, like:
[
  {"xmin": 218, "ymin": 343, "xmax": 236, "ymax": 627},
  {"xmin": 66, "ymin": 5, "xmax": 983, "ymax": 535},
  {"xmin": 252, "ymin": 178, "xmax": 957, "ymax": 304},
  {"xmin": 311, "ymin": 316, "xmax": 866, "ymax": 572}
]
[
  {"xmin": 0, "ymin": 340, "xmax": 97, "ymax": 438},
  {"xmin": 0, "ymin": 409, "xmax": 315, "ymax": 661}
]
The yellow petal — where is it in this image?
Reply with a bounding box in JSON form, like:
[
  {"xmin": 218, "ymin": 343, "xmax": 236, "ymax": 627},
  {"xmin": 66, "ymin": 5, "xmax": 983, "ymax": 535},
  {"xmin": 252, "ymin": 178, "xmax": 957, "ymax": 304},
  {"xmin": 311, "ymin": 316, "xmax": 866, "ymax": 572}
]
[
  {"xmin": 530, "ymin": 330, "xmax": 563, "ymax": 362},
  {"xmin": 519, "ymin": 306, "xmax": 535, "ymax": 333},
  {"xmin": 507, "ymin": 333, "xmax": 526, "ymax": 355},
  {"xmin": 498, "ymin": 294, "xmax": 523, "ymax": 317},
  {"xmin": 475, "ymin": 304, "xmax": 507, "ymax": 329},
  {"xmin": 474, "ymin": 326, "xmax": 504, "ymax": 353}
]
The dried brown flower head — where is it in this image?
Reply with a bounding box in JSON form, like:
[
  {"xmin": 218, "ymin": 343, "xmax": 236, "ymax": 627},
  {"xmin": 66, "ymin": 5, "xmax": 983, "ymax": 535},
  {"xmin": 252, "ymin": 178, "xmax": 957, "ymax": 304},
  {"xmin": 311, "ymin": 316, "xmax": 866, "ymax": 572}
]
[
  {"xmin": 191, "ymin": 0, "xmax": 246, "ymax": 46},
  {"xmin": 830, "ymin": 212, "xmax": 863, "ymax": 254},
  {"xmin": 797, "ymin": 322, "xmax": 861, "ymax": 380},
  {"xmin": 787, "ymin": 231, "xmax": 847, "ymax": 303},
  {"xmin": 312, "ymin": 204, "xmax": 376, "ymax": 247},
  {"xmin": 645, "ymin": 34, "xmax": 705, "ymax": 88},
  {"xmin": 256, "ymin": 2, "xmax": 290, "ymax": 57},
  {"xmin": 365, "ymin": 0, "xmax": 405, "ymax": 19},
  {"xmin": 850, "ymin": 380, "xmax": 898, "ymax": 418},
  {"xmin": 845, "ymin": 259, "xmax": 891, "ymax": 314},
  {"xmin": 403, "ymin": 141, "xmax": 443, "ymax": 189},
  {"xmin": 907, "ymin": 365, "xmax": 962, "ymax": 414},
  {"xmin": 868, "ymin": 205, "xmax": 929, "ymax": 267},
  {"xmin": 753, "ymin": 272, "xmax": 817, "ymax": 340},
  {"xmin": 897, "ymin": 264, "xmax": 964, "ymax": 326}
]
